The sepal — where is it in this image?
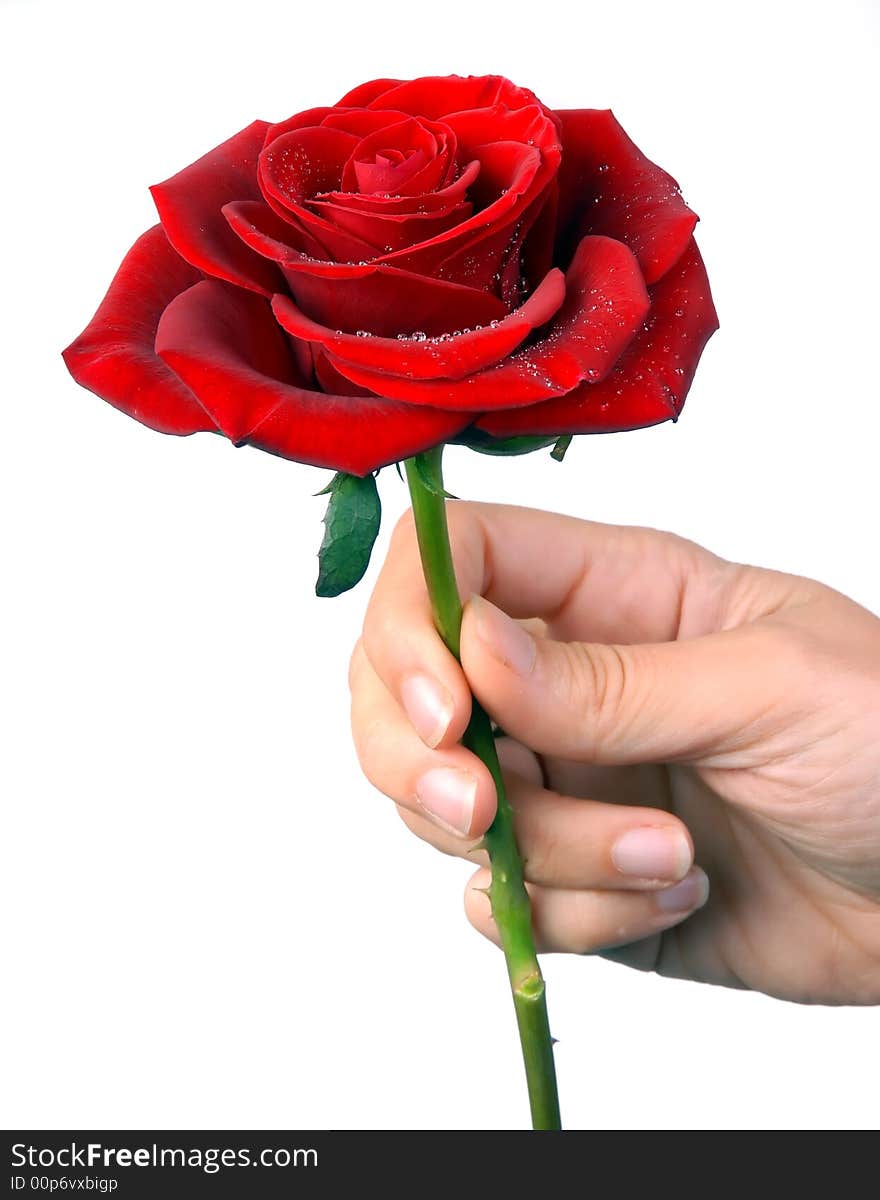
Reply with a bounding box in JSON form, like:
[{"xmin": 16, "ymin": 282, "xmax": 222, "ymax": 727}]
[{"xmin": 315, "ymin": 471, "xmax": 382, "ymax": 597}]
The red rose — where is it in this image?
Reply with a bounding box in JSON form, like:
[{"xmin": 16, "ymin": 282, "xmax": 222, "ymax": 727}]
[{"xmin": 63, "ymin": 75, "xmax": 718, "ymax": 475}]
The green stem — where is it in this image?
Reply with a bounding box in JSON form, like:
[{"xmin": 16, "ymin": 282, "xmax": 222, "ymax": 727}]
[{"xmin": 404, "ymin": 446, "xmax": 561, "ymax": 1131}]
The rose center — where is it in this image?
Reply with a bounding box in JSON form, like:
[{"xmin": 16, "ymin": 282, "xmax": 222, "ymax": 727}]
[{"xmin": 353, "ymin": 147, "xmax": 429, "ymax": 196}]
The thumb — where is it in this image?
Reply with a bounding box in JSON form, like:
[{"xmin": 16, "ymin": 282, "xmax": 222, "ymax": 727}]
[{"xmin": 460, "ymin": 595, "xmax": 805, "ymax": 766}]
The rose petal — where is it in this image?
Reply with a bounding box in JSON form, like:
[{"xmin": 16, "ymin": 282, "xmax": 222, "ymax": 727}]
[
  {"xmin": 315, "ymin": 158, "xmax": 480, "ymax": 215},
  {"xmin": 223, "ymin": 195, "xmax": 332, "ymax": 262},
  {"xmin": 272, "ymin": 267, "xmax": 565, "ymax": 380},
  {"xmin": 358, "ymin": 75, "xmax": 546, "ymax": 121},
  {"xmin": 332, "ymin": 235, "xmax": 650, "ymax": 410},
  {"xmin": 266, "ymin": 96, "xmax": 560, "ymax": 289},
  {"xmin": 259, "ymin": 126, "xmax": 359, "ymax": 209},
  {"xmin": 249, "ymin": 95, "xmax": 559, "ymax": 292},
  {"xmin": 280, "ymin": 259, "xmax": 509, "ymax": 338},
  {"xmin": 556, "ymin": 109, "xmax": 698, "ymax": 285},
  {"xmin": 263, "ymin": 107, "xmax": 337, "ymax": 145},
  {"xmin": 62, "ymin": 225, "xmax": 215, "ymax": 435},
  {"xmin": 257, "ymin": 127, "xmax": 380, "ymax": 262},
  {"xmin": 375, "ymin": 126, "xmax": 560, "ymax": 288},
  {"xmin": 477, "ymin": 239, "xmax": 718, "ymax": 436},
  {"xmin": 436, "ymin": 178, "xmax": 551, "ymax": 300},
  {"xmin": 373, "ymin": 139, "xmax": 552, "ymax": 289},
  {"xmin": 352, "ymin": 148, "xmax": 428, "ymax": 194},
  {"xmin": 335, "ymin": 78, "xmax": 404, "ymax": 107},
  {"xmin": 154, "ymin": 280, "xmax": 469, "ymax": 474},
  {"xmin": 372, "ymin": 129, "xmax": 457, "ymax": 197},
  {"xmin": 312, "ymin": 348, "xmax": 377, "ymax": 398},
  {"xmin": 340, "ymin": 116, "xmax": 440, "ymax": 193},
  {"xmin": 150, "ymin": 121, "xmax": 282, "ymax": 297},
  {"xmin": 521, "ymin": 183, "xmax": 559, "ymax": 291},
  {"xmin": 321, "ymin": 108, "xmax": 412, "ymax": 138},
  {"xmin": 223, "ymin": 200, "xmax": 508, "ymax": 334},
  {"xmin": 306, "ymin": 196, "xmax": 471, "ymax": 252},
  {"xmin": 446, "ymin": 103, "xmax": 558, "ymax": 164}
]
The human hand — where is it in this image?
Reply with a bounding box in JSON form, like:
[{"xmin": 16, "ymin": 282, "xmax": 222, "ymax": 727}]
[{"xmin": 349, "ymin": 503, "xmax": 880, "ymax": 1004}]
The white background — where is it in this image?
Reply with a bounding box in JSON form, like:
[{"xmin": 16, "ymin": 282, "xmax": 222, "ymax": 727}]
[{"xmin": 2, "ymin": 0, "xmax": 878, "ymax": 1131}]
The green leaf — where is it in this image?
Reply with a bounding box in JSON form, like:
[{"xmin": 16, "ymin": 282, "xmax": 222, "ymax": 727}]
[
  {"xmin": 315, "ymin": 472, "xmax": 382, "ymax": 598},
  {"xmin": 550, "ymin": 435, "xmax": 573, "ymax": 462},
  {"xmin": 455, "ymin": 429, "xmax": 559, "ymax": 457}
]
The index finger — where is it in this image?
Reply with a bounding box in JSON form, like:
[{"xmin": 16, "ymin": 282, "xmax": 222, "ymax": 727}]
[{"xmin": 360, "ymin": 501, "xmax": 720, "ymax": 749}]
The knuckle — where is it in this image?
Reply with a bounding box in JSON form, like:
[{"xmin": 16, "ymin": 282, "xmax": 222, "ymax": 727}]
[
  {"xmin": 520, "ymin": 822, "xmax": 565, "ymax": 886},
  {"xmin": 558, "ymin": 640, "xmax": 634, "ymax": 746},
  {"xmin": 347, "ymin": 638, "xmax": 365, "ymax": 692},
  {"xmin": 350, "ymin": 711, "xmax": 388, "ymax": 784}
]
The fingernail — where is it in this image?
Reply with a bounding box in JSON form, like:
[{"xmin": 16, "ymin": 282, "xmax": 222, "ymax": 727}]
[
  {"xmin": 415, "ymin": 767, "xmax": 477, "ymax": 837},
  {"xmin": 654, "ymin": 867, "xmax": 710, "ymax": 915},
  {"xmin": 400, "ymin": 673, "xmax": 453, "ymax": 748},
  {"xmin": 470, "ymin": 596, "xmax": 536, "ymax": 676},
  {"xmin": 612, "ymin": 827, "xmax": 692, "ymax": 882}
]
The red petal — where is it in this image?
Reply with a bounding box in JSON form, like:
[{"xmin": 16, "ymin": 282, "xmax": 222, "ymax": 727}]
[
  {"xmin": 259, "ymin": 126, "xmax": 358, "ymax": 209},
  {"xmin": 223, "ymin": 200, "xmax": 508, "ymax": 334},
  {"xmin": 150, "ymin": 121, "xmax": 282, "ymax": 297},
  {"xmin": 340, "ymin": 116, "xmax": 439, "ymax": 193},
  {"xmin": 332, "ymin": 235, "xmax": 650, "ymax": 410},
  {"xmin": 315, "ymin": 158, "xmax": 480, "ymax": 215},
  {"xmin": 281, "ymin": 260, "xmax": 509, "ymax": 337},
  {"xmin": 360, "ymin": 75, "xmax": 546, "ymax": 121},
  {"xmin": 372, "ymin": 131, "xmax": 455, "ymax": 197},
  {"xmin": 154, "ymin": 280, "xmax": 469, "ymax": 474},
  {"xmin": 321, "ymin": 108, "xmax": 412, "ymax": 138},
  {"xmin": 307, "ymin": 197, "xmax": 471, "ymax": 252},
  {"xmin": 477, "ymin": 239, "xmax": 718, "ymax": 437},
  {"xmin": 446, "ymin": 103, "xmax": 559, "ymax": 162},
  {"xmin": 352, "ymin": 149, "xmax": 427, "ymax": 194},
  {"xmin": 376, "ymin": 129, "xmax": 560, "ymax": 288},
  {"xmin": 263, "ymin": 106, "xmax": 337, "ymax": 144},
  {"xmin": 223, "ymin": 196, "xmax": 332, "ymax": 262},
  {"xmin": 272, "ymin": 267, "xmax": 565, "ymax": 380},
  {"xmin": 312, "ymin": 349, "xmax": 377, "ymax": 398},
  {"xmin": 368, "ymin": 140, "xmax": 551, "ymax": 289},
  {"xmin": 257, "ymin": 126, "xmax": 380, "ymax": 262},
  {"xmin": 436, "ymin": 181, "xmax": 549, "ymax": 300},
  {"xmin": 335, "ymin": 78, "xmax": 403, "ymax": 107},
  {"xmin": 556, "ymin": 109, "xmax": 698, "ymax": 285},
  {"xmin": 521, "ymin": 182, "xmax": 559, "ymax": 291},
  {"xmin": 62, "ymin": 225, "xmax": 215, "ymax": 435},
  {"xmin": 459, "ymin": 138, "xmax": 541, "ymax": 212}
]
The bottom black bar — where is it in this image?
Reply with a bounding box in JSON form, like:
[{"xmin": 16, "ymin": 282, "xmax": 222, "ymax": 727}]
[
  {"xmin": 2, "ymin": 1128, "xmax": 843, "ymax": 1195},
  {"xmin": 1, "ymin": 1130, "xmax": 576, "ymax": 1197}
]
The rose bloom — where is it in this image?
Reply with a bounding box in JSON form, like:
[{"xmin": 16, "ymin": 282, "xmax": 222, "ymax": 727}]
[{"xmin": 63, "ymin": 75, "xmax": 718, "ymax": 475}]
